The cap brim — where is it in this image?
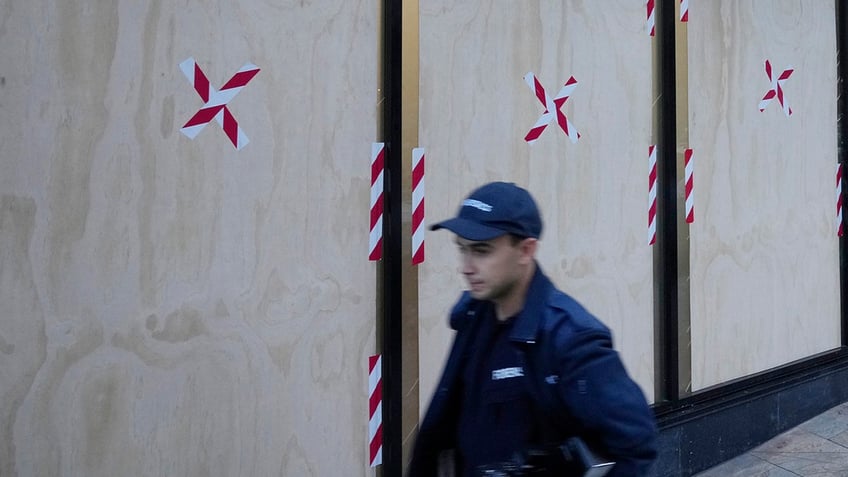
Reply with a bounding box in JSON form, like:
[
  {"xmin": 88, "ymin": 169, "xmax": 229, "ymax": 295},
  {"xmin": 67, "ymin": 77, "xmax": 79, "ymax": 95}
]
[{"xmin": 429, "ymin": 218, "xmax": 508, "ymax": 241}]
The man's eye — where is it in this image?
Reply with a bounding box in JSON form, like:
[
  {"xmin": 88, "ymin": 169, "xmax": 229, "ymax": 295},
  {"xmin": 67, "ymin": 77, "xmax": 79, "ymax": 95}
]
[{"xmin": 457, "ymin": 244, "xmax": 490, "ymax": 256}]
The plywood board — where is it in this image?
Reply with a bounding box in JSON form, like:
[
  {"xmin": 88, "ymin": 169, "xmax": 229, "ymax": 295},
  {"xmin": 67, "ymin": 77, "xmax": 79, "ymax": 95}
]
[
  {"xmin": 687, "ymin": 1, "xmax": 840, "ymax": 390},
  {"xmin": 0, "ymin": 1, "xmax": 380, "ymax": 475},
  {"xmin": 418, "ymin": 0, "xmax": 656, "ymax": 406}
]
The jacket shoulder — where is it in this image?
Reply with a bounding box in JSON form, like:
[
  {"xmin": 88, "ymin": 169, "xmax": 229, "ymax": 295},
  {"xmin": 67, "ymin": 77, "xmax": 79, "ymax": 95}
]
[{"xmin": 544, "ymin": 289, "xmax": 611, "ymax": 336}]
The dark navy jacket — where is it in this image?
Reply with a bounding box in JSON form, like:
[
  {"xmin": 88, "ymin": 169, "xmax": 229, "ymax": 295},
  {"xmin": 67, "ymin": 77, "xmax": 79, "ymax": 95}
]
[{"xmin": 408, "ymin": 266, "xmax": 657, "ymax": 476}]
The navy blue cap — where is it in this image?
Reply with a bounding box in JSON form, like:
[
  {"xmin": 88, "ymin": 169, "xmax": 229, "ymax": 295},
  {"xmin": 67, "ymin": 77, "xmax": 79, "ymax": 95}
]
[{"xmin": 430, "ymin": 182, "xmax": 542, "ymax": 240}]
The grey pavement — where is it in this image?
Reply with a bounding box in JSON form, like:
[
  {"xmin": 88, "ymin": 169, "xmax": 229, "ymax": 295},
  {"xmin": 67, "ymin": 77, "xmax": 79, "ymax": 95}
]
[{"xmin": 694, "ymin": 402, "xmax": 848, "ymax": 477}]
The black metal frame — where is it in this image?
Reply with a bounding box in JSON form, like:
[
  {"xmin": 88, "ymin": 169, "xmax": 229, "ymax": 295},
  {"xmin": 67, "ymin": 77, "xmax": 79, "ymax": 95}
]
[
  {"xmin": 839, "ymin": 0, "xmax": 848, "ymax": 348},
  {"xmin": 381, "ymin": 0, "xmax": 404, "ymax": 475},
  {"xmin": 653, "ymin": 0, "xmax": 680, "ymax": 405}
]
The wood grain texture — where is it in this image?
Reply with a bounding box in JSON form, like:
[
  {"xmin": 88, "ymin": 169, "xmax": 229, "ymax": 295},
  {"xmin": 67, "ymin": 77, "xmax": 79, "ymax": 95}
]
[{"xmin": 0, "ymin": 0, "xmax": 379, "ymax": 475}]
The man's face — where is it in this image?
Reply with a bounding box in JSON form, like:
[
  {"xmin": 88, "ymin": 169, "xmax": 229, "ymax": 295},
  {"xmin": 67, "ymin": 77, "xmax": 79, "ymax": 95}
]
[{"xmin": 455, "ymin": 234, "xmax": 531, "ymax": 302}]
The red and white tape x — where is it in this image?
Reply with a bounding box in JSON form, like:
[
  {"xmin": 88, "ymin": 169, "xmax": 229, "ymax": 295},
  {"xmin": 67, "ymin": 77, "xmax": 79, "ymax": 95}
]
[
  {"xmin": 758, "ymin": 60, "xmax": 793, "ymax": 117},
  {"xmin": 524, "ymin": 73, "xmax": 580, "ymax": 144},
  {"xmin": 369, "ymin": 355, "xmax": 383, "ymax": 468},
  {"xmin": 180, "ymin": 57, "xmax": 260, "ymax": 150},
  {"xmin": 680, "ymin": 0, "xmax": 689, "ymax": 22}
]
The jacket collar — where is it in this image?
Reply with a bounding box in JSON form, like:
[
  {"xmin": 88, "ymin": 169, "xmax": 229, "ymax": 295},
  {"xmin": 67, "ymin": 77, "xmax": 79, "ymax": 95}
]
[{"xmin": 509, "ymin": 263, "xmax": 553, "ymax": 344}]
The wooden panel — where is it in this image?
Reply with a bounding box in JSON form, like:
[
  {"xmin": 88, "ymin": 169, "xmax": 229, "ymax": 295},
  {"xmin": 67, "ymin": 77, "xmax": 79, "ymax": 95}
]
[
  {"xmin": 418, "ymin": 0, "xmax": 656, "ymax": 406},
  {"xmin": 687, "ymin": 1, "xmax": 840, "ymax": 390},
  {"xmin": 0, "ymin": 1, "xmax": 379, "ymax": 475}
]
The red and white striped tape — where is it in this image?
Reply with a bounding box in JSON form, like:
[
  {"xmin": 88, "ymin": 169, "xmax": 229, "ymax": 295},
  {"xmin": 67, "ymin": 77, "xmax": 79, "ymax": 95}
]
[
  {"xmin": 412, "ymin": 148, "xmax": 426, "ymax": 265},
  {"xmin": 646, "ymin": 0, "xmax": 655, "ymax": 36},
  {"xmin": 369, "ymin": 355, "xmax": 383, "ymax": 468},
  {"xmin": 179, "ymin": 57, "xmax": 260, "ymax": 150},
  {"xmin": 684, "ymin": 148, "xmax": 694, "ymax": 223},
  {"xmin": 648, "ymin": 1, "xmax": 688, "ymax": 35},
  {"xmin": 758, "ymin": 60, "xmax": 793, "ymax": 117},
  {"xmin": 523, "ymin": 73, "xmax": 580, "ymax": 144},
  {"xmin": 370, "ymin": 143, "xmax": 385, "ymax": 261},
  {"xmin": 648, "ymin": 145, "xmax": 657, "ymax": 245},
  {"xmin": 838, "ymin": 163, "xmax": 844, "ymax": 237}
]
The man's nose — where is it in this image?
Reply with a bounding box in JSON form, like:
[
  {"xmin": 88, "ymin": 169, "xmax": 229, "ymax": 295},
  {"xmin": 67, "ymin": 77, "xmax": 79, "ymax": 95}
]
[{"xmin": 459, "ymin": 254, "xmax": 474, "ymax": 275}]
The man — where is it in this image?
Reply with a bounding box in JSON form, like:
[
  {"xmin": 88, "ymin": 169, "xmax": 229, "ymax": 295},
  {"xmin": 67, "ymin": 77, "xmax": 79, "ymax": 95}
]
[{"xmin": 408, "ymin": 182, "xmax": 657, "ymax": 477}]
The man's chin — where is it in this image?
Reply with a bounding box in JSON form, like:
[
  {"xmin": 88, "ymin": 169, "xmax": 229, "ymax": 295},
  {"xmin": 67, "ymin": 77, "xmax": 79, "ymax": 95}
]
[{"xmin": 468, "ymin": 289, "xmax": 488, "ymax": 300}]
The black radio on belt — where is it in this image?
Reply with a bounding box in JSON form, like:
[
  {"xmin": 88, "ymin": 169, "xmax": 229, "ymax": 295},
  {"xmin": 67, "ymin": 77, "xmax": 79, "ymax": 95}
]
[{"xmin": 475, "ymin": 437, "xmax": 615, "ymax": 477}]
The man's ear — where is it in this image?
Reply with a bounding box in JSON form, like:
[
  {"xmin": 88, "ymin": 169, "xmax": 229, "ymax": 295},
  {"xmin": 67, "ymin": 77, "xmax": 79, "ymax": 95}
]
[{"xmin": 518, "ymin": 238, "xmax": 538, "ymax": 264}]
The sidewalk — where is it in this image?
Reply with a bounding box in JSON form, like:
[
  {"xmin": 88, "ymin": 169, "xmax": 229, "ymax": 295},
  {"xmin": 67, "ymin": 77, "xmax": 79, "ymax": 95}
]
[{"xmin": 693, "ymin": 402, "xmax": 848, "ymax": 476}]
